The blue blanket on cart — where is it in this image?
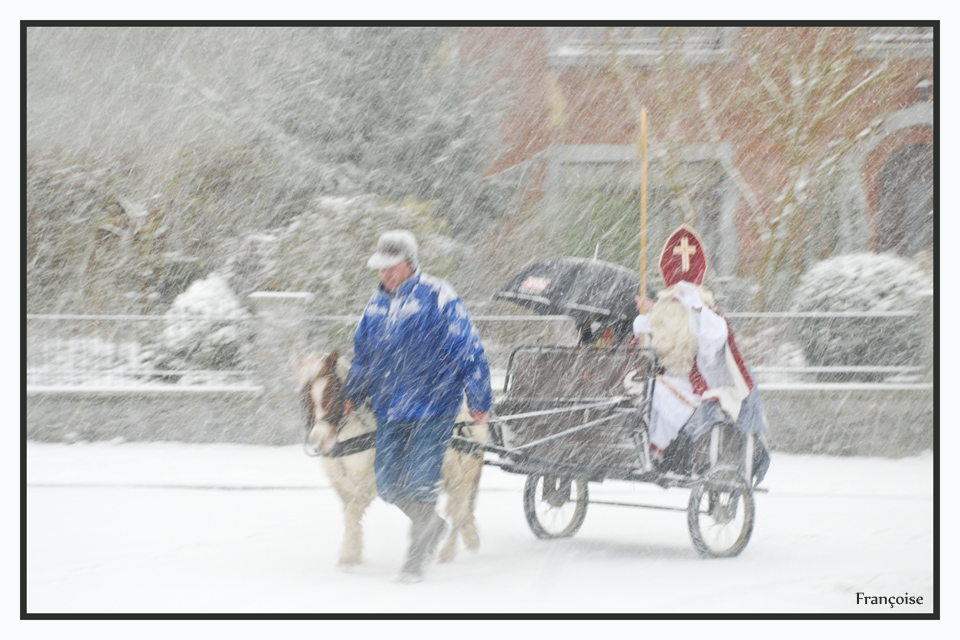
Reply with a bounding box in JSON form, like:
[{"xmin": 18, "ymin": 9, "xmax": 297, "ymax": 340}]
[{"xmin": 681, "ymin": 386, "xmax": 771, "ymax": 484}]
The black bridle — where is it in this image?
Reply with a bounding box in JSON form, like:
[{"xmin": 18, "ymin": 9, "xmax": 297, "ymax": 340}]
[
  {"xmin": 301, "ymin": 368, "xmax": 377, "ymax": 458},
  {"xmin": 301, "ymin": 368, "xmax": 344, "ymax": 428},
  {"xmin": 299, "ymin": 362, "xmax": 480, "ymax": 459}
]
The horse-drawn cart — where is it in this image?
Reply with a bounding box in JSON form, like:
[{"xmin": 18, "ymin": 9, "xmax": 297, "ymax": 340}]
[{"xmin": 451, "ymin": 344, "xmax": 764, "ymax": 558}]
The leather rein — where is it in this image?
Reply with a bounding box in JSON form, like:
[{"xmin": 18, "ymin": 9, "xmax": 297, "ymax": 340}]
[{"xmin": 300, "ymin": 367, "xmax": 478, "ymax": 459}]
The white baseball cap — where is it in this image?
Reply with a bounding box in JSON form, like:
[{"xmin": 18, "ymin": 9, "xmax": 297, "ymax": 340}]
[{"xmin": 366, "ymin": 230, "xmax": 419, "ymax": 270}]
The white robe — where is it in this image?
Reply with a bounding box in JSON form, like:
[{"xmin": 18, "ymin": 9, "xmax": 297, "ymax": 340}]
[{"xmin": 634, "ymin": 302, "xmax": 731, "ymax": 450}]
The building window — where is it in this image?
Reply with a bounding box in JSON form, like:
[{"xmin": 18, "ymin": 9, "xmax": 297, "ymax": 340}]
[
  {"xmin": 546, "ymin": 27, "xmax": 735, "ymax": 67},
  {"xmin": 547, "ymin": 145, "xmax": 736, "ymax": 289},
  {"xmin": 856, "ymin": 25, "xmax": 933, "ymax": 58}
]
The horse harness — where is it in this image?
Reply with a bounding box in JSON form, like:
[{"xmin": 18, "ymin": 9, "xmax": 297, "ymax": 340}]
[{"xmin": 301, "ymin": 367, "xmax": 479, "ymax": 459}]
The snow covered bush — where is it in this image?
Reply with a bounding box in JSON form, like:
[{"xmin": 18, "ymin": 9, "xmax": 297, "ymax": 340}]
[
  {"xmin": 148, "ymin": 274, "xmax": 254, "ymax": 377},
  {"xmin": 791, "ymin": 253, "xmax": 927, "ymax": 381}
]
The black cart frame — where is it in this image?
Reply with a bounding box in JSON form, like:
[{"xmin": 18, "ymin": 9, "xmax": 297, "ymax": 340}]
[{"xmin": 452, "ymin": 345, "xmax": 762, "ymax": 558}]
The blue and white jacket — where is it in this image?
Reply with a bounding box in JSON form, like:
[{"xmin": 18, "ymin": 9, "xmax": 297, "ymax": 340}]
[{"xmin": 345, "ymin": 271, "xmax": 492, "ymax": 424}]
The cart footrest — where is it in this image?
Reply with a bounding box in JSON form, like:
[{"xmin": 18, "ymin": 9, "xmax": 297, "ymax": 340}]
[{"xmin": 588, "ymin": 499, "xmax": 687, "ymax": 512}]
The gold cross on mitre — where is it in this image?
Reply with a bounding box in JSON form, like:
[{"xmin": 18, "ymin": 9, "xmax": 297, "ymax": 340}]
[
  {"xmin": 659, "ymin": 224, "xmax": 707, "ymax": 287},
  {"xmin": 673, "ymin": 236, "xmax": 697, "ymax": 272}
]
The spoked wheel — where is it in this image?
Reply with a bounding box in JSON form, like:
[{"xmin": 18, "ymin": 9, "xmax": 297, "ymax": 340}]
[
  {"xmin": 523, "ymin": 474, "xmax": 589, "ymax": 539},
  {"xmin": 687, "ymin": 466, "xmax": 755, "ymax": 558}
]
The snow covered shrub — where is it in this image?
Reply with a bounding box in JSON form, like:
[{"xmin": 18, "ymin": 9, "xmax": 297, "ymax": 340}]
[
  {"xmin": 149, "ymin": 274, "xmax": 254, "ymax": 378},
  {"xmin": 791, "ymin": 253, "xmax": 927, "ymax": 381}
]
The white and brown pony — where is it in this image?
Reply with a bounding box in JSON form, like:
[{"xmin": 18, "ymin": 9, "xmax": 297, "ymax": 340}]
[{"xmin": 296, "ymin": 349, "xmax": 487, "ymax": 566}]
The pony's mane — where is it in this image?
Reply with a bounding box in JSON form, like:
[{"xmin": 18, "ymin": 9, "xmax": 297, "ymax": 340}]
[
  {"xmin": 296, "ymin": 353, "xmax": 327, "ymax": 388},
  {"xmin": 298, "ymin": 351, "xmax": 351, "ymax": 387},
  {"xmin": 334, "ymin": 355, "xmax": 351, "ymax": 382}
]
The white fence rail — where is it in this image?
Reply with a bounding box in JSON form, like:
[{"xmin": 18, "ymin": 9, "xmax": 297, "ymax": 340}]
[
  {"xmin": 26, "ymin": 314, "xmax": 258, "ymax": 389},
  {"xmin": 27, "ymin": 307, "xmax": 929, "ymax": 389},
  {"xmin": 722, "ymin": 310, "xmax": 927, "ymax": 383}
]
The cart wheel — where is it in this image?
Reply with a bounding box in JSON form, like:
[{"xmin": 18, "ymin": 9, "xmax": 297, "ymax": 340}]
[
  {"xmin": 523, "ymin": 475, "xmax": 588, "ymax": 539},
  {"xmin": 687, "ymin": 466, "xmax": 755, "ymax": 558}
]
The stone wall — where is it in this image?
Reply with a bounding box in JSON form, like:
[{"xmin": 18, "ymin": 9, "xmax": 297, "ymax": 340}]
[
  {"xmin": 26, "ymin": 388, "xmax": 275, "ymax": 444},
  {"xmin": 760, "ymin": 385, "xmax": 933, "ymax": 457},
  {"xmin": 27, "ymin": 384, "xmax": 933, "ymax": 457}
]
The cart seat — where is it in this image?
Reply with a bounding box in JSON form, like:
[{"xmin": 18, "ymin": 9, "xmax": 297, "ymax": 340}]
[
  {"xmin": 494, "ymin": 346, "xmax": 656, "ymax": 470},
  {"xmin": 504, "ymin": 346, "xmax": 656, "ymax": 400}
]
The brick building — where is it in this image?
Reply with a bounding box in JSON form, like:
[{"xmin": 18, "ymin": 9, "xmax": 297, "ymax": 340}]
[{"xmin": 461, "ymin": 26, "xmax": 934, "ymax": 307}]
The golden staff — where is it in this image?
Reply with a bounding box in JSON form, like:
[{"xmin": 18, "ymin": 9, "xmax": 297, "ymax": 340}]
[{"xmin": 639, "ymin": 107, "xmax": 648, "ymax": 307}]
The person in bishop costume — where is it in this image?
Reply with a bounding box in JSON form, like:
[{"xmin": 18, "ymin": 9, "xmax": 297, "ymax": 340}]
[{"xmin": 630, "ymin": 224, "xmax": 769, "ymax": 482}]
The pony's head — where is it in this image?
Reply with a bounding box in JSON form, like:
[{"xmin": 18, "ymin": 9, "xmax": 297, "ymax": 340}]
[{"xmin": 296, "ymin": 349, "xmax": 349, "ymax": 453}]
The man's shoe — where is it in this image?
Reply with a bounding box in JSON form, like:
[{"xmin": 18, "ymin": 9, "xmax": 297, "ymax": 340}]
[
  {"xmin": 394, "ymin": 568, "xmax": 424, "ymax": 584},
  {"xmin": 396, "ymin": 502, "xmax": 448, "ymax": 581}
]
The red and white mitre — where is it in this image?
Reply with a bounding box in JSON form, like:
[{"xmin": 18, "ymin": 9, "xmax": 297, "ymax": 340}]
[
  {"xmin": 651, "ymin": 225, "xmax": 755, "ymax": 429},
  {"xmin": 659, "ymin": 224, "xmax": 707, "ymax": 287}
]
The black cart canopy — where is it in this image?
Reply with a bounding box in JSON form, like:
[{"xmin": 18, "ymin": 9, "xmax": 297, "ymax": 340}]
[{"xmin": 493, "ymin": 257, "xmax": 643, "ymax": 326}]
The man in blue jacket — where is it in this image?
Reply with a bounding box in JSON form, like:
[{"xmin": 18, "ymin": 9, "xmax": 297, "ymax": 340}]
[{"xmin": 344, "ymin": 230, "xmax": 492, "ymax": 582}]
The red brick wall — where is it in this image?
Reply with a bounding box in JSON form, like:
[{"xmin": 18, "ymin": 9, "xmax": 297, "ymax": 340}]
[{"xmin": 462, "ymin": 27, "xmax": 934, "ymax": 270}]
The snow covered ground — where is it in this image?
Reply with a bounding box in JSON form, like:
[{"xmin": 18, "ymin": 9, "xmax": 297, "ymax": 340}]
[{"xmin": 25, "ymin": 439, "xmax": 935, "ymax": 619}]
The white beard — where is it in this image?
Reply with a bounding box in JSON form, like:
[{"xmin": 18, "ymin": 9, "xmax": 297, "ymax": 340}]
[
  {"xmin": 642, "ymin": 285, "xmax": 725, "ymax": 449},
  {"xmin": 648, "ymin": 284, "xmax": 714, "ymax": 376}
]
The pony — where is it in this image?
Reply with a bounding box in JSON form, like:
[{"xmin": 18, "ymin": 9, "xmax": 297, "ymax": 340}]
[{"xmin": 296, "ymin": 349, "xmax": 488, "ymax": 566}]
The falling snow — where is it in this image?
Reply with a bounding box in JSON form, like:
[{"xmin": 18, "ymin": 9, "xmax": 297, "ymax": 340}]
[{"xmin": 23, "ymin": 25, "xmax": 937, "ymax": 624}]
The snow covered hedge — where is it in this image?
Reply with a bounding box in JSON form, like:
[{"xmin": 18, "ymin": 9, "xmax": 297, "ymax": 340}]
[
  {"xmin": 791, "ymin": 253, "xmax": 927, "ymax": 381},
  {"xmin": 147, "ymin": 274, "xmax": 254, "ymax": 379}
]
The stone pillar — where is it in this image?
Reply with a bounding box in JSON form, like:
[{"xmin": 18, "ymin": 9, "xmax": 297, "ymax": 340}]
[
  {"xmin": 918, "ymin": 288, "xmax": 934, "ymax": 382},
  {"xmin": 248, "ymin": 292, "xmax": 314, "ymax": 445}
]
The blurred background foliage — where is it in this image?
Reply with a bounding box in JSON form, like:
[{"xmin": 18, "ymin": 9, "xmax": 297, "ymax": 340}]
[{"xmin": 26, "ymin": 26, "xmax": 514, "ymax": 315}]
